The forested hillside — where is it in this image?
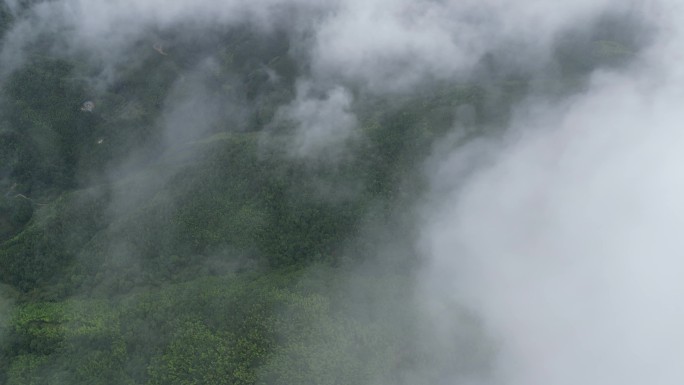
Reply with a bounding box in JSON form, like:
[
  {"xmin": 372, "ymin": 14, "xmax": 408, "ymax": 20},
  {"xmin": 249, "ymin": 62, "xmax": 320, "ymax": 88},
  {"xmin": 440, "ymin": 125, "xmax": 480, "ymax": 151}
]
[{"xmin": 0, "ymin": 1, "xmax": 647, "ymax": 384}]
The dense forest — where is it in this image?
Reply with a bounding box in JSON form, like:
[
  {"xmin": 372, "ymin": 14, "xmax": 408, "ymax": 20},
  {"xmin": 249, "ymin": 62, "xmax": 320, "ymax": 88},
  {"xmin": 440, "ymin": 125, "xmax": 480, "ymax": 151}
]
[{"xmin": 0, "ymin": 1, "xmax": 652, "ymax": 384}]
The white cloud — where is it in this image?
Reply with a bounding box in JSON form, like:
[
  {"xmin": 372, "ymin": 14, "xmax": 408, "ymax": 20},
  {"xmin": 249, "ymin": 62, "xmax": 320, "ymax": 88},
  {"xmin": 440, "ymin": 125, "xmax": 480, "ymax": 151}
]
[
  {"xmin": 275, "ymin": 81, "xmax": 357, "ymax": 160},
  {"xmin": 419, "ymin": 3, "xmax": 684, "ymax": 383},
  {"xmin": 310, "ymin": 0, "xmax": 619, "ymax": 92}
]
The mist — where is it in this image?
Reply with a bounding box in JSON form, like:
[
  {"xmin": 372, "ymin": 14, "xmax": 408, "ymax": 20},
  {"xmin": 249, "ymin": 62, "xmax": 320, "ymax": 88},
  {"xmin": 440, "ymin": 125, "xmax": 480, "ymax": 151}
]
[
  {"xmin": 419, "ymin": 2, "xmax": 684, "ymax": 384},
  {"xmin": 1, "ymin": 0, "xmax": 682, "ymax": 384}
]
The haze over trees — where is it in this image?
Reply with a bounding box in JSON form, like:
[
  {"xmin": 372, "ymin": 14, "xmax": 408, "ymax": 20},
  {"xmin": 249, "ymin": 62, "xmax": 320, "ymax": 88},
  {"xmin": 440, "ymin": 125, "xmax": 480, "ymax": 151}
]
[{"xmin": 1, "ymin": 1, "xmax": 682, "ymax": 384}]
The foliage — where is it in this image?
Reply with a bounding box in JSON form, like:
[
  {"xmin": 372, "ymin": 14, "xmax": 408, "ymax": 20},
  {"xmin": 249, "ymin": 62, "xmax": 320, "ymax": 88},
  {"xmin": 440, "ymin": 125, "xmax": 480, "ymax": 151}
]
[
  {"xmin": 0, "ymin": 13, "xmax": 637, "ymax": 385},
  {"xmin": 1, "ymin": 268, "xmax": 449, "ymax": 385}
]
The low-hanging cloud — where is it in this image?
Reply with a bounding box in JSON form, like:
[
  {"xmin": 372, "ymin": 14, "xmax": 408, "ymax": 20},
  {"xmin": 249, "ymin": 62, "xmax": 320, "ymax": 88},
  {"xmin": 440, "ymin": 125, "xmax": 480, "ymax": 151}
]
[
  {"xmin": 1, "ymin": 0, "xmax": 631, "ymax": 91},
  {"xmin": 309, "ymin": 0, "xmax": 622, "ymax": 92},
  {"xmin": 418, "ymin": 2, "xmax": 684, "ymax": 383},
  {"xmin": 273, "ymin": 81, "xmax": 357, "ymax": 160}
]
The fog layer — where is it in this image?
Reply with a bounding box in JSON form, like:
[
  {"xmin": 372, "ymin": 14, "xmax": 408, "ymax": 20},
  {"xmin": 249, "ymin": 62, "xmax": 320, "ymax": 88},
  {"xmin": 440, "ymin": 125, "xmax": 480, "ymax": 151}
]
[{"xmin": 420, "ymin": 2, "xmax": 684, "ymax": 384}]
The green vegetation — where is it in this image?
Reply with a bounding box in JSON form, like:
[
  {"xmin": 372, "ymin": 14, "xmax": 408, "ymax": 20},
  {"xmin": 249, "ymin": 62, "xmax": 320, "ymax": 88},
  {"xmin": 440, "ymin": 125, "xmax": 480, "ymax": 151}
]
[
  {"xmin": 3, "ymin": 270, "xmax": 440, "ymax": 385},
  {"xmin": 0, "ymin": 14, "xmax": 636, "ymax": 385}
]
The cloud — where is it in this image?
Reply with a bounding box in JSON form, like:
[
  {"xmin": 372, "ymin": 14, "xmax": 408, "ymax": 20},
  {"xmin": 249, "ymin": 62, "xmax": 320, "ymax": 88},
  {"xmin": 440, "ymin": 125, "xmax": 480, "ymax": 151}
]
[
  {"xmin": 1, "ymin": 0, "xmax": 632, "ymax": 92},
  {"xmin": 310, "ymin": 0, "xmax": 621, "ymax": 92},
  {"xmin": 0, "ymin": 0, "xmax": 325, "ymax": 82},
  {"xmin": 161, "ymin": 58, "xmax": 249, "ymax": 147},
  {"xmin": 273, "ymin": 80, "xmax": 357, "ymax": 160},
  {"xmin": 418, "ymin": 2, "xmax": 684, "ymax": 383}
]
